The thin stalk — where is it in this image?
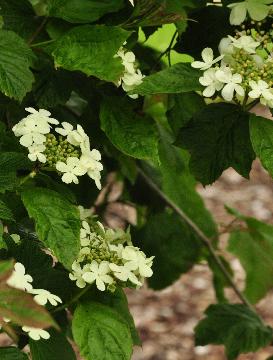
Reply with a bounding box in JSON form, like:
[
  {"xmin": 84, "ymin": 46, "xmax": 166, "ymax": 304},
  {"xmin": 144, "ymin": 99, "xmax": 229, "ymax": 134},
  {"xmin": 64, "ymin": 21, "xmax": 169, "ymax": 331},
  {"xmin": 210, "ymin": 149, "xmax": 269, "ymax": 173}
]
[
  {"xmin": 51, "ymin": 285, "xmax": 91, "ymax": 314},
  {"xmin": 138, "ymin": 167, "xmax": 254, "ymax": 310},
  {"xmin": 1, "ymin": 323, "xmax": 19, "ymax": 343},
  {"xmin": 27, "ymin": 18, "xmax": 48, "ymax": 46}
]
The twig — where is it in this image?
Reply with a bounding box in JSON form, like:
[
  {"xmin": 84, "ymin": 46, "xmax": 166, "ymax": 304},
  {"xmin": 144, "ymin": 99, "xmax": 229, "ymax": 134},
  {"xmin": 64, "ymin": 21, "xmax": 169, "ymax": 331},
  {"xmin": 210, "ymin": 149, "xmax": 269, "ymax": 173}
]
[
  {"xmin": 153, "ymin": 30, "xmax": 178, "ymax": 69},
  {"xmin": 51, "ymin": 285, "xmax": 91, "ymax": 313},
  {"xmin": 27, "ymin": 17, "xmax": 48, "ymax": 46},
  {"xmin": 137, "ymin": 167, "xmax": 254, "ymax": 310}
]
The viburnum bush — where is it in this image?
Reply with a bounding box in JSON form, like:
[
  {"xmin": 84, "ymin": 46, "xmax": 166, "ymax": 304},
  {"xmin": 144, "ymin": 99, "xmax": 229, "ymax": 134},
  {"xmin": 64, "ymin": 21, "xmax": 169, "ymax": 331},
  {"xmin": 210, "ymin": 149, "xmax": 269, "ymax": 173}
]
[{"xmin": 1, "ymin": 0, "xmax": 273, "ymax": 359}]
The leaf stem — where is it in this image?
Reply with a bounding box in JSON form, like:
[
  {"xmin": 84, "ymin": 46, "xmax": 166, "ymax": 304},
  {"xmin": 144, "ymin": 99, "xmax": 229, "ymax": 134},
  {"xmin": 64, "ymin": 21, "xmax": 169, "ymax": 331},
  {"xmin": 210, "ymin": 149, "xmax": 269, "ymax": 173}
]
[
  {"xmin": 137, "ymin": 167, "xmax": 254, "ymax": 310},
  {"xmin": 51, "ymin": 285, "xmax": 91, "ymax": 314},
  {"xmin": 1, "ymin": 322, "xmax": 19, "ymax": 343},
  {"xmin": 30, "ymin": 39, "xmax": 55, "ymax": 48},
  {"xmin": 27, "ymin": 17, "xmax": 48, "ymax": 46},
  {"xmin": 19, "ymin": 171, "xmax": 37, "ymax": 186}
]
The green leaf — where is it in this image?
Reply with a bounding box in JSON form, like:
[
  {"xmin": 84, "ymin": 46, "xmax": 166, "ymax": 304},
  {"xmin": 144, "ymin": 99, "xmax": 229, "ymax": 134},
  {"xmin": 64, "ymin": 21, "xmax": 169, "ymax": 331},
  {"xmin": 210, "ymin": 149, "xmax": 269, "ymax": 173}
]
[
  {"xmin": 0, "ymin": 200, "xmax": 14, "ymax": 221},
  {"xmin": 158, "ymin": 128, "xmax": 217, "ymax": 238},
  {"xmin": 47, "ymin": 0, "xmax": 124, "ymax": 23},
  {"xmin": 30, "ymin": 329, "xmax": 76, "ymax": 360},
  {"xmin": 0, "ymin": 30, "xmax": 35, "ymax": 101},
  {"xmin": 0, "ymin": 152, "xmax": 31, "ymax": 193},
  {"xmin": 228, "ymin": 216, "xmax": 273, "ymax": 304},
  {"xmin": 167, "ymin": 92, "xmax": 206, "ymax": 136},
  {"xmin": 132, "ymin": 63, "xmax": 202, "ymax": 96},
  {"xmin": 100, "ymin": 97, "xmax": 159, "ymax": 162},
  {"xmin": 0, "ymin": 285, "xmax": 56, "ymax": 329},
  {"xmin": 21, "ymin": 188, "xmax": 81, "ymax": 269},
  {"xmin": 250, "ymin": 114, "xmax": 273, "ymax": 178},
  {"xmin": 72, "ymin": 301, "xmax": 133, "ymax": 360},
  {"xmin": 136, "ymin": 211, "xmax": 201, "ymax": 289},
  {"xmin": 52, "ymin": 25, "xmax": 130, "ymax": 83},
  {"xmin": 0, "ymin": 0, "xmax": 40, "ymax": 40},
  {"xmin": 91, "ymin": 288, "xmax": 141, "ymax": 346},
  {"xmin": 176, "ymin": 103, "xmax": 255, "ymax": 185},
  {"xmin": 195, "ymin": 304, "xmax": 273, "ymax": 360},
  {"xmin": 0, "ymin": 347, "xmax": 28, "ymax": 360}
]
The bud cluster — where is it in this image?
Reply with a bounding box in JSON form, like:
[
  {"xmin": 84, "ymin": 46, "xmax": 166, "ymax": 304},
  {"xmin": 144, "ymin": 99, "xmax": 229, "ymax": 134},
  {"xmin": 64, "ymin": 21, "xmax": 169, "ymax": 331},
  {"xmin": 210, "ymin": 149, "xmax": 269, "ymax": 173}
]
[
  {"xmin": 12, "ymin": 108, "xmax": 103, "ymax": 189},
  {"xmin": 69, "ymin": 207, "xmax": 154, "ymax": 292}
]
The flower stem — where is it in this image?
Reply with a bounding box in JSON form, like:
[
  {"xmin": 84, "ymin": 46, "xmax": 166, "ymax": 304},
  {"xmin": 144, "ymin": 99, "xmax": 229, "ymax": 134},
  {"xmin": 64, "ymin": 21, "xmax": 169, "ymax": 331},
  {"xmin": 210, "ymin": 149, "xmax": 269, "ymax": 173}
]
[
  {"xmin": 137, "ymin": 167, "xmax": 254, "ymax": 310},
  {"xmin": 19, "ymin": 171, "xmax": 37, "ymax": 186},
  {"xmin": 51, "ymin": 285, "xmax": 91, "ymax": 314}
]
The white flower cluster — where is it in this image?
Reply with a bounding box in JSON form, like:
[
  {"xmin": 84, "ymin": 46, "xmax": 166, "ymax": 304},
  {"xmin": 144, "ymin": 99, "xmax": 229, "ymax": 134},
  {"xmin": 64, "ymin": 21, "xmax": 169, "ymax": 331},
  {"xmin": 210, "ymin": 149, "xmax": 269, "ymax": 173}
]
[
  {"xmin": 192, "ymin": 29, "xmax": 273, "ymax": 107},
  {"xmin": 69, "ymin": 207, "xmax": 154, "ymax": 291},
  {"xmin": 115, "ymin": 46, "xmax": 145, "ymax": 99},
  {"xmin": 12, "ymin": 108, "xmax": 103, "ymax": 189},
  {"xmin": 228, "ymin": 0, "xmax": 273, "ymax": 25},
  {"xmin": 6, "ymin": 261, "xmax": 62, "ymax": 341}
]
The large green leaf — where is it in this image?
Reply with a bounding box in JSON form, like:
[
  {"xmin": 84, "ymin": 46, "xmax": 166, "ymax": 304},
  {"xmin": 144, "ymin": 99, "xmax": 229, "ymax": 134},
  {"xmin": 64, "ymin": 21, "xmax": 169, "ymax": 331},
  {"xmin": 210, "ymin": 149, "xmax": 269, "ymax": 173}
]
[
  {"xmin": 136, "ymin": 211, "xmax": 201, "ymax": 289},
  {"xmin": 176, "ymin": 103, "xmax": 255, "ymax": 185},
  {"xmin": 47, "ymin": 0, "xmax": 124, "ymax": 23},
  {"xmin": 21, "ymin": 188, "xmax": 81, "ymax": 269},
  {"xmin": 195, "ymin": 304, "xmax": 273, "ymax": 360},
  {"xmin": 0, "ymin": 285, "xmax": 56, "ymax": 329},
  {"xmin": 30, "ymin": 330, "xmax": 76, "ymax": 360},
  {"xmin": 228, "ymin": 216, "xmax": 273, "ymax": 304},
  {"xmin": 0, "ymin": 347, "xmax": 28, "ymax": 360},
  {"xmin": 0, "ymin": 0, "xmax": 40, "ymax": 40},
  {"xmin": 100, "ymin": 97, "xmax": 159, "ymax": 162},
  {"xmin": 91, "ymin": 288, "xmax": 141, "ymax": 346},
  {"xmin": 52, "ymin": 25, "xmax": 130, "ymax": 83},
  {"xmin": 250, "ymin": 114, "xmax": 273, "ymax": 178},
  {"xmin": 72, "ymin": 301, "xmax": 133, "ymax": 360},
  {"xmin": 132, "ymin": 63, "xmax": 202, "ymax": 96},
  {"xmin": 158, "ymin": 129, "xmax": 216, "ymax": 238},
  {"xmin": 0, "ymin": 30, "xmax": 35, "ymax": 101}
]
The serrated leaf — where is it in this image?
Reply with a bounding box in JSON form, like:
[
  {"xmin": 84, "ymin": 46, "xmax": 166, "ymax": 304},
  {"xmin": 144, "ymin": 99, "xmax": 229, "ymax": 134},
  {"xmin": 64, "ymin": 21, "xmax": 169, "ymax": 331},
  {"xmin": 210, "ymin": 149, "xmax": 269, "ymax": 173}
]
[
  {"xmin": 100, "ymin": 96, "xmax": 159, "ymax": 162},
  {"xmin": 0, "ymin": 347, "xmax": 28, "ymax": 360},
  {"xmin": 136, "ymin": 211, "xmax": 201, "ymax": 289},
  {"xmin": 176, "ymin": 103, "xmax": 255, "ymax": 185},
  {"xmin": 21, "ymin": 188, "xmax": 81, "ymax": 269},
  {"xmin": 0, "ymin": 0, "xmax": 40, "ymax": 40},
  {"xmin": 250, "ymin": 114, "xmax": 273, "ymax": 178},
  {"xmin": 0, "ymin": 200, "xmax": 14, "ymax": 221},
  {"xmin": 72, "ymin": 301, "xmax": 133, "ymax": 360},
  {"xmin": 132, "ymin": 63, "xmax": 202, "ymax": 96},
  {"xmin": 30, "ymin": 329, "xmax": 76, "ymax": 360},
  {"xmin": 91, "ymin": 288, "xmax": 141, "ymax": 346},
  {"xmin": 0, "ymin": 30, "xmax": 35, "ymax": 101},
  {"xmin": 195, "ymin": 304, "xmax": 273, "ymax": 360},
  {"xmin": 47, "ymin": 0, "xmax": 124, "ymax": 23},
  {"xmin": 52, "ymin": 25, "xmax": 130, "ymax": 83},
  {"xmin": 0, "ymin": 285, "xmax": 56, "ymax": 329},
  {"xmin": 228, "ymin": 216, "xmax": 273, "ymax": 303}
]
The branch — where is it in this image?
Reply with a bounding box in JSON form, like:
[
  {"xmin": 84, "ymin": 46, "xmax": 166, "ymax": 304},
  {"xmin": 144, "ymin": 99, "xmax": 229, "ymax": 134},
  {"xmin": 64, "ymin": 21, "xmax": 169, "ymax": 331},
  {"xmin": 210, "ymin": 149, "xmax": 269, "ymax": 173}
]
[{"xmin": 137, "ymin": 167, "xmax": 254, "ymax": 310}]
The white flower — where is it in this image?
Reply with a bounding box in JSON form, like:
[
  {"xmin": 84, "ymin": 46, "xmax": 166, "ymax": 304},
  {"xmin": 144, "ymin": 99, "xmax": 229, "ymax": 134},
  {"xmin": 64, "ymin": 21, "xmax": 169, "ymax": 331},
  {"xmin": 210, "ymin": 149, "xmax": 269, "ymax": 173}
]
[
  {"xmin": 55, "ymin": 122, "xmax": 74, "ymax": 137},
  {"xmin": 56, "ymin": 157, "xmax": 86, "ymax": 184},
  {"xmin": 199, "ymin": 68, "xmax": 224, "ymax": 97},
  {"xmin": 228, "ymin": 35, "xmax": 260, "ymax": 54},
  {"xmin": 122, "ymin": 246, "xmax": 154, "ymax": 278},
  {"xmin": 28, "ymin": 144, "xmax": 47, "ymax": 163},
  {"xmin": 68, "ymin": 125, "xmax": 88, "ymax": 147},
  {"xmin": 219, "ymin": 37, "xmax": 234, "ymax": 56},
  {"xmin": 79, "ymin": 149, "xmax": 103, "ymax": 190},
  {"xmin": 78, "ymin": 205, "xmax": 92, "ymax": 220},
  {"xmin": 82, "ymin": 261, "xmax": 113, "ymax": 291},
  {"xmin": 7, "ymin": 262, "xmax": 33, "ymax": 291},
  {"xmin": 116, "ymin": 48, "xmax": 136, "ymax": 74},
  {"xmin": 13, "ymin": 117, "xmax": 50, "ymax": 148},
  {"xmin": 30, "ymin": 289, "xmax": 62, "ymax": 306},
  {"xmin": 128, "ymin": 0, "xmax": 134, "ymax": 5},
  {"xmin": 109, "ymin": 244, "xmax": 125, "ymax": 258},
  {"xmin": 191, "ymin": 48, "xmax": 224, "ymax": 71},
  {"xmin": 69, "ymin": 261, "xmax": 86, "ymax": 288},
  {"xmin": 249, "ymin": 80, "xmax": 273, "ymax": 107},
  {"xmin": 228, "ymin": 0, "xmax": 272, "ymax": 25},
  {"xmin": 216, "ymin": 68, "xmax": 245, "ymax": 101},
  {"xmin": 22, "ymin": 326, "xmax": 50, "ymax": 341},
  {"xmin": 25, "ymin": 108, "xmax": 59, "ymax": 125},
  {"xmin": 109, "ymin": 263, "xmax": 142, "ymax": 286}
]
